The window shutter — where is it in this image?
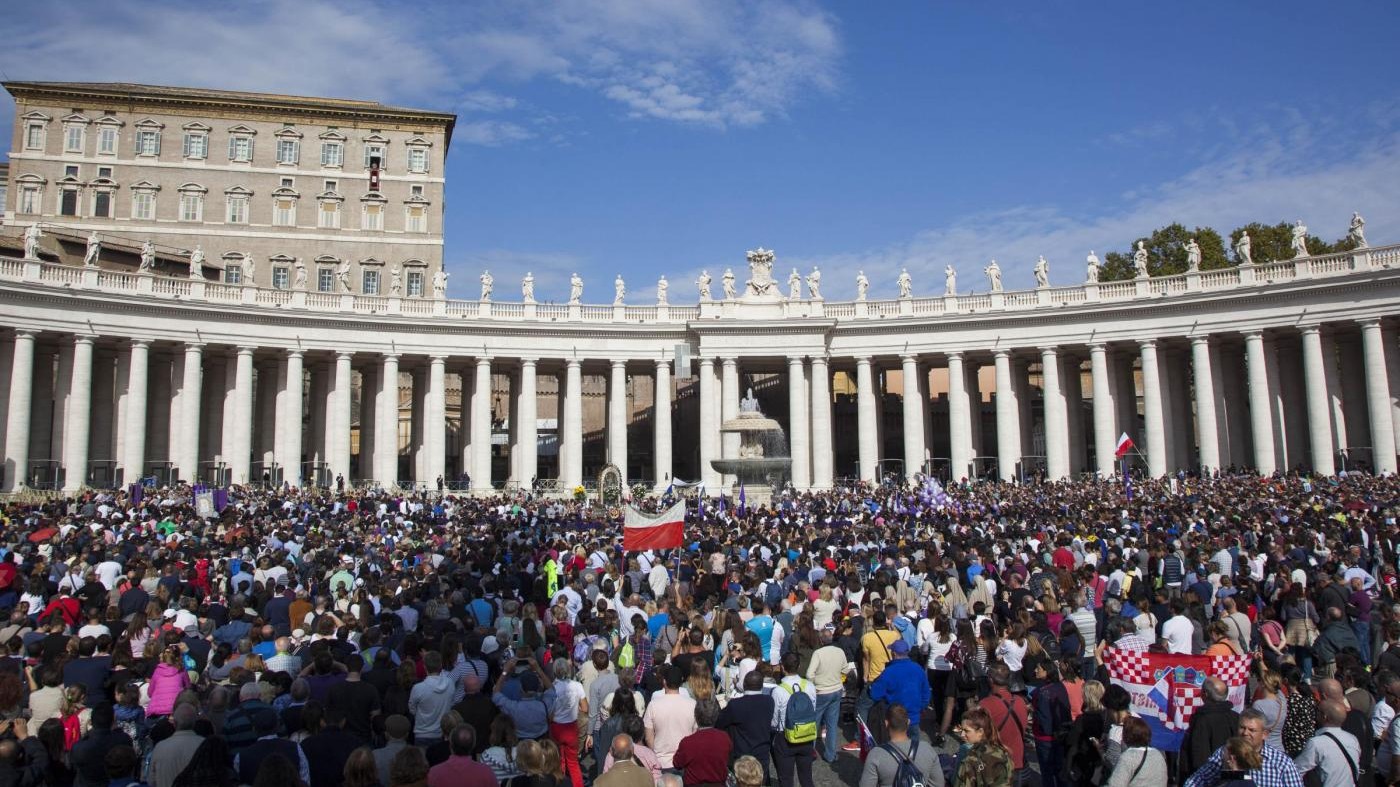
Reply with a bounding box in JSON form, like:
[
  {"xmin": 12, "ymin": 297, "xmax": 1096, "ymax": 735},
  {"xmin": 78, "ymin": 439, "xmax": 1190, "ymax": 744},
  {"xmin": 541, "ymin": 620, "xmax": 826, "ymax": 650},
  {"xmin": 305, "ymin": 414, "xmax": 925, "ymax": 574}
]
[
  {"xmin": 229, "ymin": 137, "xmax": 237, "ymax": 160},
  {"xmin": 292, "ymin": 141, "xmax": 300, "ymax": 162},
  {"xmin": 183, "ymin": 134, "xmax": 191, "ymax": 158},
  {"xmin": 153, "ymin": 133, "xmax": 161, "ymax": 155},
  {"xmin": 247, "ymin": 138, "xmax": 255, "ymax": 161}
]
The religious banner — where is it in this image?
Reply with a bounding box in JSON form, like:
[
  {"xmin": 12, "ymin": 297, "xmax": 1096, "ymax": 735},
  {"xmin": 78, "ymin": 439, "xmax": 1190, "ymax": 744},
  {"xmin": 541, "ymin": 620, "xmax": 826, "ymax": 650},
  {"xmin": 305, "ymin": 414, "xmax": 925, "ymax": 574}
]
[
  {"xmin": 1101, "ymin": 647, "xmax": 1251, "ymax": 751},
  {"xmin": 623, "ymin": 500, "xmax": 685, "ymax": 551}
]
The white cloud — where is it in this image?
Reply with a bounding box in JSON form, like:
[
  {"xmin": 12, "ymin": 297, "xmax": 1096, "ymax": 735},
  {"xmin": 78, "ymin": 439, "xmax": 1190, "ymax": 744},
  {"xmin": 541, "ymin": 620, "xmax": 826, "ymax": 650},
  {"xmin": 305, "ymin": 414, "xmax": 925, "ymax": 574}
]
[{"xmin": 453, "ymin": 120, "xmax": 534, "ymax": 147}]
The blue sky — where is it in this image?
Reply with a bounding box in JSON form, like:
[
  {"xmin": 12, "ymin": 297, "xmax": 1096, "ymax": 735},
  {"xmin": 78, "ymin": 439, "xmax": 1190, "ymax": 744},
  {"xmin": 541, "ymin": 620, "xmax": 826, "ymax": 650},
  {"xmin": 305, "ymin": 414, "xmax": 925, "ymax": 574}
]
[{"xmin": 5, "ymin": 1, "xmax": 1400, "ymax": 301}]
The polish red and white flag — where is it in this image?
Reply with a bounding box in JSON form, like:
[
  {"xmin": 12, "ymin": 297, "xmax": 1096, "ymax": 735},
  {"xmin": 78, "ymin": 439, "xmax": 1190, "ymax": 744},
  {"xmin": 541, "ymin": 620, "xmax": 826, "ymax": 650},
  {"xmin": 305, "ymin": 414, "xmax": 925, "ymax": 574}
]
[
  {"xmin": 623, "ymin": 500, "xmax": 685, "ymax": 551},
  {"xmin": 1115, "ymin": 432, "xmax": 1136, "ymax": 458}
]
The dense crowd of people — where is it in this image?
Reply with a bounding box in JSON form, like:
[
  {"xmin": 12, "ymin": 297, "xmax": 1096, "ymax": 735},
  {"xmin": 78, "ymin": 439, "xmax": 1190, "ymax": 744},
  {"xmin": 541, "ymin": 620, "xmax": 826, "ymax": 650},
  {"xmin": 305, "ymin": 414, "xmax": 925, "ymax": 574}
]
[{"xmin": 0, "ymin": 467, "xmax": 1395, "ymax": 787}]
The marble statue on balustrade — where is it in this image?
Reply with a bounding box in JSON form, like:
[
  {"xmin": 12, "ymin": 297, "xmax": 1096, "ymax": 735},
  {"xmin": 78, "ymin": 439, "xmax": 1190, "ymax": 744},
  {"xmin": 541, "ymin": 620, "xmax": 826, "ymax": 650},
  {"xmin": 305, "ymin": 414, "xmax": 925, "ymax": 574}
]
[
  {"xmin": 432, "ymin": 269, "xmax": 449, "ymax": 298},
  {"xmin": 522, "ymin": 271, "xmax": 535, "ymax": 303},
  {"xmin": 139, "ymin": 240, "xmax": 156, "ymax": 272},
  {"xmin": 697, "ymin": 270, "xmax": 712, "ymax": 301},
  {"xmin": 1185, "ymin": 238, "xmax": 1202, "ymax": 272},
  {"xmin": 1132, "ymin": 241, "xmax": 1149, "ymax": 279},
  {"xmin": 897, "ymin": 268, "xmax": 913, "ymax": 298},
  {"xmin": 806, "ymin": 267, "xmax": 822, "ymax": 299},
  {"xmin": 83, "ymin": 232, "xmax": 101, "ymax": 268},
  {"xmin": 855, "ymin": 271, "xmax": 869, "ymax": 301},
  {"xmin": 390, "ymin": 266, "xmax": 403, "ymax": 296},
  {"xmin": 722, "ymin": 268, "xmax": 737, "ymax": 300},
  {"xmin": 1350, "ymin": 212, "xmax": 1367, "ymax": 248},
  {"xmin": 656, "ymin": 276, "xmax": 668, "ymax": 305},
  {"xmin": 293, "ymin": 257, "xmax": 307, "ymax": 289},
  {"xmin": 1033, "ymin": 256, "xmax": 1049, "ymax": 288},
  {"xmin": 944, "ymin": 265, "xmax": 956, "ymax": 296},
  {"xmin": 614, "ymin": 274, "xmax": 626, "ymax": 305},
  {"xmin": 337, "ymin": 260, "xmax": 352, "ymax": 293},
  {"xmin": 788, "ymin": 268, "xmax": 801, "ymax": 300},
  {"xmin": 244, "ymin": 257, "xmax": 257, "ymax": 286},
  {"xmin": 744, "ymin": 248, "xmax": 783, "ymax": 298},
  {"xmin": 480, "ymin": 270, "xmax": 494, "ymax": 302},
  {"xmin": 984, "ymin": 260, "xmax": 1002, "ymax": 292},
  {"xmin": 189, "ymin": 246, "xmax": 205, "ymax": 279},
  {"xmin": 1235, "ymin": 232, "xmax": 1253, "ymax": 265},
  {"xmin": 1291, "ymin": 219, "xmax": 1309, "ymax": 259},
  {"xmin": 569, "ymin": 273, "xmax": 583, "ymax": 305},
  {"xmin": 1085, "ymin": 251, "xmax": 1100, "ymax": 283},
  {"xmin": 22, "ymin": 224, "xmax": 41, "ymax": 260}
]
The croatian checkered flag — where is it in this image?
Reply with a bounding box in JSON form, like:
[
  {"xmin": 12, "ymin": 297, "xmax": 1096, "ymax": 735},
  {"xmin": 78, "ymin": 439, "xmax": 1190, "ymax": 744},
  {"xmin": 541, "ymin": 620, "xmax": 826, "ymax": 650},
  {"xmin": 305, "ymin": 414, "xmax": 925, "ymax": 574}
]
[{"xmin": 1102, "ymin": 647, "xmax": 1251, "ymax": 751}]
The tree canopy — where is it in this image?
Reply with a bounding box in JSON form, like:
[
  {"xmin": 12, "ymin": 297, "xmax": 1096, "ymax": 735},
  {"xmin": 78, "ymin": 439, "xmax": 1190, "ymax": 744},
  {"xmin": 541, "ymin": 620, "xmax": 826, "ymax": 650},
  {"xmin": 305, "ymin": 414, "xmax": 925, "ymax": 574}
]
[{"xmin": 1098, "ymin": 220, "xmax": 1358, "ymax": 281}]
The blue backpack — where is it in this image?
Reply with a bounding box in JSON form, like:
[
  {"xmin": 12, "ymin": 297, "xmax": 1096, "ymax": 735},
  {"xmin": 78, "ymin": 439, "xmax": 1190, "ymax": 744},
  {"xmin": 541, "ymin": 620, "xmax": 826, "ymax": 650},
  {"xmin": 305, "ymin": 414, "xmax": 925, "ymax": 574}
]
[{"xmin": 782, "ymin": 680, "xmax": 818, "ymax": 744}]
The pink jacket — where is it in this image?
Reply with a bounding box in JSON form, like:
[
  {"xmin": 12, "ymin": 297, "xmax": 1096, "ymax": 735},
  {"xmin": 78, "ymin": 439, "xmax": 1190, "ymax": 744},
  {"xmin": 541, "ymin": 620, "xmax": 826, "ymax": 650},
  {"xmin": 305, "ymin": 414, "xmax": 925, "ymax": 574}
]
[{"xmin": 146, "ymin": 662, "xmax": 189, "ymax": 716}]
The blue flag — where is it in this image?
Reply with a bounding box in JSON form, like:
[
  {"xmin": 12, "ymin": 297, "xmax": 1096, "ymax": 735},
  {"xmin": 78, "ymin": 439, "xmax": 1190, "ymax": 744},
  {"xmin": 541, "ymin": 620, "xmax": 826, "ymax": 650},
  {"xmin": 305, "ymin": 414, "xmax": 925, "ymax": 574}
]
[{"xmin": 739, "ymin": 485, "xmax": 747, "ymax": 516}]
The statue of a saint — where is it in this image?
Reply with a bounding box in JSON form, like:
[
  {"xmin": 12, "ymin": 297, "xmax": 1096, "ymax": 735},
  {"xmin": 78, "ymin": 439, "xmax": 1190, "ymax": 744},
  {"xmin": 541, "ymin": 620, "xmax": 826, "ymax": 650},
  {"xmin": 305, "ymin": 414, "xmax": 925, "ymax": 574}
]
[
  {"xmin": 1235, "ymin": 232, "xmax": 1253, "ymax": 265},
  {"xmin": 697, "ymin": 270, "xmax": 712, "ymax": 301},
  {"xmin": 480, "ymin": 270, "xmax": 494, "ymax": 302},
  {"xmin": 855, "ymin": 271, "xmax": 869, "ymax": 301},
  {"xmin": 293, "ymin": 257, "xmax": 306, "ymax": 289},
  {"xmin": 1132, "ymin": 242, "xmax": 1149, "ymax": 279},
  {"xmin": 656, "ymin": 276, "xmax": 668, "ymax": 305},
  {"xmin": 1085, "ymin": 251, "xmax": 1100, "ymax": 283},
  {"xmin": 1290, "ymin": 219, "xmax": 1309, "ymax": 259},
  {"xmin": 897, "ymin": 268, "xmax": 913, "ymax": 298},
  {"xmin": 569, "ymin": 273, "xmax": 583, "ymax": 305},
  {"xmin": 432, "ymin": 269, "xmax": 449, "ymax": 298},
  {"xmin": 788, "ymin": 268, "xmax": 801, "ymax": 300},
  {"xmin": 722, "ymin": 268, "xmax": 737, "ymax": 300},
  {"xmin": 806, "ymin": 267, "xmax": 822, "ymax": 300},
  {"xmin": 83, "ymin": 231, "xmax": 101, "ymax": 267},
  {"xmin": 522, "ymin": 271, "xmax": 535, "ymax": 303},
  {"xmin": 336, "ymin": 260, "xmax": 352, "ymax": 292},
  {"xmin": 1349, "ymin": 212, "xmax": 1367, "ymax": 249},
  {"xmin": 22, "ymin": 224, "xmax": 41, "ymax": 260},
  {"xmin": 189, "ymin": 245, "xmax": 205, "ymax": 279},
  {"xmin": 944, "ymin": 265, "xmax": 956, "ymax": 296},
  {"xmin": 1185, "ymin": 238, "xmax": 1202, "ymax": 272},
  {"xmin": 1033, "ymin": 256, "xmax": 1049, "ymax": 288},
  {"xmin": 613, "ymin": 274, "xmax": 625, "ymax": 305},
  {"xmin": 390, "ymin": 266, "xmax": 403, "ymax": 296},
  {"xmin": 244, "ymin": 257, "xmax": 257, "ymax": 286},
  {"xmin": 139, "ymin": 239, "xmax": 156, "ymax": 272},
  {"xmin": 984, "ymin": 260, "xmax": 1002, "ymax": 292}
]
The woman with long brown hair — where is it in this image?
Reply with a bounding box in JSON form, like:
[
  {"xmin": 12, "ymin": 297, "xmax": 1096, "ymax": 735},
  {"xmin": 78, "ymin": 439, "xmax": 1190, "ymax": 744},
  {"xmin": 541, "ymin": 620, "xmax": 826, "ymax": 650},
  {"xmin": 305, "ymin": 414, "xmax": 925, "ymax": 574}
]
[{"xmin": 955, "ymin": 707, "xmax": 1013, "ymax": 787}]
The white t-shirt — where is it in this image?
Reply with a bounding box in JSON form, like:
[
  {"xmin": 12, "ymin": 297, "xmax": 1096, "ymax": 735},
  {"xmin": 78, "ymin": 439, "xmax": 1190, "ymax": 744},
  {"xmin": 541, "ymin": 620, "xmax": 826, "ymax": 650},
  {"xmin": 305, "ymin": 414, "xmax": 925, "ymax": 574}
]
[{"xmin": 1162, "ymin": 615, "xmax": 1194, "ymax": 655}]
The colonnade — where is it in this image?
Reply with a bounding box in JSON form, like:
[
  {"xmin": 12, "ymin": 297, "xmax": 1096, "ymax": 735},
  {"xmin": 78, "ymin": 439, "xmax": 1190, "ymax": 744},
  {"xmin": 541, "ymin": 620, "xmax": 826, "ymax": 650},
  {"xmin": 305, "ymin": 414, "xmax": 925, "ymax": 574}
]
[{"xmin": 1, "ymin": 317, "xmax": 1397, "ymax": 493}]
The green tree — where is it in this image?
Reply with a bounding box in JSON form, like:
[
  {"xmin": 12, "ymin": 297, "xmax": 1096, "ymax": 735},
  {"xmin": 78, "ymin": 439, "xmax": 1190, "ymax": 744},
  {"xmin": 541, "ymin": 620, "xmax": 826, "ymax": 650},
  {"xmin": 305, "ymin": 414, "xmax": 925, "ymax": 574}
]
[
  {"xmin": 1227, "ymin": 221, "xmax": 1356, "ymax": 264},
  {"xmin": 1099, "ymin": 223, "xmax": 1229, "ymax": 281}
]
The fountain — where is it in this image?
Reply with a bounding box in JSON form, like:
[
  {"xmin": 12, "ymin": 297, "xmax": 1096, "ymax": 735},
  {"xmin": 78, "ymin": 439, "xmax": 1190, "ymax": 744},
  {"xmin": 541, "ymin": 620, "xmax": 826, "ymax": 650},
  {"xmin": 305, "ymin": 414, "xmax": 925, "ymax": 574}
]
[{"xmin": 710, "ymin": 387, "xmax": 791, "ymax": 504}]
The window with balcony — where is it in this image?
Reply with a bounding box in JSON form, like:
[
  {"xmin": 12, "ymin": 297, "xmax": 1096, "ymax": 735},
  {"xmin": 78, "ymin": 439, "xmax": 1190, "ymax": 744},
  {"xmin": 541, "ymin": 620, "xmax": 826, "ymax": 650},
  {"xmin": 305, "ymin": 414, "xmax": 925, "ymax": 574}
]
[
  {"xmin": 318, "ymin": 199, "xmax": 341, "ymax": 229},
  {"xmin": 131, "ymin": 190, "xmax": 155, "ymax": 220},
  {"xmin": 18, "ymin": 185, "xmax": 40, "ymax": 214},
  {"xmin": 318, "ymin": 267, "xmax": 335, "ymax": 292},
  {"xmin": 406, "ymin": 270, "xmax": 424, "ymax": 297},
  {"xmin": 405, "ymin": 204, "xmax": 426, "ymax": 233},
  {"xmin": 226, "ymin": 195, "xmax": 249, "ymax": 224},
  {"xmin": 224, "ymin": 264, "xmax": 243, "ymax": 285},
  {"xmin": 92, "ymin": 190, "xmax": 113, "ymax": 218},
  {"xmin": 273, "ymin": 266, "xmax": 290, "ymax": 289},
  {"xmin": 273, "ymin": 197, "xmax": 296, "ymax": 227},
  {"xmin": 59, "ymin": 188, "xmax": 80, "ymax": 217},
  {"xmin": 362, "ymin": 269, "xmax": 380, "ymax": 295},
  {"xmin": 179, "ymin": 192, "xmax": 204, "ymax": 222},
  {"xmin": 364, "ymin": 143, "xmax": 387, "ymax": 170},
  {"xmin": 362, "ymin": 202, "xmax": 383, "ymax": 231}
]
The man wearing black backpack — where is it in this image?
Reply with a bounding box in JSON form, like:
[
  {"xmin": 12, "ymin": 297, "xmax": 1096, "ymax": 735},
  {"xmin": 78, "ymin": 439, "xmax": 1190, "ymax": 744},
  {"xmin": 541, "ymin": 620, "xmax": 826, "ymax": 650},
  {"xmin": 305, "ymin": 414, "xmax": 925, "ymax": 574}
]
[{"xmin": 858, "ymin": 705, "xmax": 942, "ymax": 787}]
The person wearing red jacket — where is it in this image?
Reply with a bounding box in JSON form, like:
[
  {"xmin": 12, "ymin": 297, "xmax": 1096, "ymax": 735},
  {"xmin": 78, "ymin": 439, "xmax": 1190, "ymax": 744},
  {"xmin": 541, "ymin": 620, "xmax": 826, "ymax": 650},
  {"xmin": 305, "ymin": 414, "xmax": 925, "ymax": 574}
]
[{"xmin": 40, "ymin": 589, "xmax": 80, "ymax": 628}]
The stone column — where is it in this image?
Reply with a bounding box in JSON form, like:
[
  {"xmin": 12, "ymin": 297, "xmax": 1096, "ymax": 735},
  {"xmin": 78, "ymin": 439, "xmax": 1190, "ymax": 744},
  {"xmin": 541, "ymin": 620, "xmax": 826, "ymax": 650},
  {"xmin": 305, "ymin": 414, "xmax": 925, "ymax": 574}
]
[
  {"xmin": 4, "ymin": 331, "xmax": 36, "ymax": 490},
  {"xmin": 90, "ymin": 349, "xmax": 115, "ymax": 466},
  {"xmin": 1244, "ymin": 331, "xmax": 1276, "ymax": 476},
  {"xmin": 1361, "ymin": 319, "xmax": 1398, "ymax": 474},
  {"xmin": 947, "ymin": 353, "xmax": 972, "ymax": 482},
  {"xmin": 559, "ymin": 359, "xmax": 582, "ymax": 490},
  {"xmin": 720, "ymin": 358, "xmax": 739, "ymax": 486},
  {"xmin": 411, "ymin": 368, "xmax": 426, "ymax": 485},
  {"xmin": 332, "ymin": 352, "xmax": 353, "ymax": 483},
  {"xmin": 178, "ymin": 343, "xmax": 203, "ymax": 483},
  {"xmin": 1138, "ymin": 340, "xmax": 1166, "ymax": 477},
  {"xmin": 1190, "ymin": 337, "xmax": 1222, "ymax": 474},
  {"xmin": 255, "ymin": 363, "xmax": 277, "ymax": 474},
  {"xmin": 53, "ymin": 344, "xmax": 72, "ymax": 473},
  {"xmin": 458, "ymin": 366, "xmax": 474, "ymax": 483},
  {"xmin": 308, "ymin": 363, "xmax": 328, "ymax": 481},
  {"xmin": 1320, "ymin": 333, "xmax": 1349, "ymax": 456},
  {"xmin": 901, "ymin": 355, "xmax": 924, "ymax": 479},
  {"xmin": 654, "ymin": 358, "xmax": 672, "ymax": 490},
  {"xmin": 1299, "ymin": 326, "xmax": 1335, "ymax": 475},
  {"xmin": 427, "ymin": 355, "xmax": 447, "ymax": 487},
  {"xmin": 62, "ymin": 336, "xmax": 95, "ymax": 492},
  {"xmin": 471, "ymin": 358, "xmax": 493, "ymax": 493},
  {"xmin": 230, "ymin": 348, "xmax": 255, "ymax": 484},
  {"xmin": 376, "ymin": 355, "xmax": 400, "ymax": 486},
  {"xmin": 994, "ymin": 350, "xmax": 1020, "ymax": 481},
  {"xmin": 787, "ymin": 357, "xmax": 810, "ymax": 489},
  {"xmin": 856, "ymin": 356, "xmax": 878, "ymax": 482},
  {"xmin": 608, "ymin": 360, "xmax": 628, "ymax": 484},
  {"xmin": 809, "ymin": 356, "xmax": 833, "ymax": 490},
  {"xmin": 280, "ymin": 350, "xmax": 304, "ymax": 486},
  {"xmin": 1064, "ymin": 356, "xmax": 1085, "ymax": 475},
  {"xmin": 699, "ymin": 357, "xmax": 720, "ymax": 490},
  {"xmin": 121, "ymin": 340, "xmax": 149, "ymax": 486},
  {"xmin": 359, "ymin": 365, "xmax": 377, "ymax": 482},
  {"xmin": 1041, "ymin": 347, "xmax": 1068, "ymax": 480},
  {"xmin": 519, "ymin": 359, "xmax": 539, "ymax": 486}
]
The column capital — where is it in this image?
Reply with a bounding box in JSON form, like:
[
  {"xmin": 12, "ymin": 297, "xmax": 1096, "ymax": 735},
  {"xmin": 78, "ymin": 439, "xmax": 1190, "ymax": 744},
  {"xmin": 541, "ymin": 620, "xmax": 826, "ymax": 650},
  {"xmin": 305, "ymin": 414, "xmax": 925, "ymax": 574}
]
[
  {"xmin": 428, "ymin": 354, "xmax": 448, "ymax": 363},
  {"xmin": 184, "ymin": 341, "xmax": 205, "ymax": 351},
  {"xmin": 11, "ymin": 328, "xmax": 39, "ymax": 340},
  {"xmin": 1241, "ymin": 329, "xmax": 1264, "ymax": 340},
  {"xmin": 72, "ymin": 334, "xmax": 96, "ymax": 346},
  {"xmin": 698, "ymin": 356, "xmax": 715, "ymax": 368},
  {"xmin": 567, "ymin": 358, "xmax": 583, "ymax": 369},
  {"xmin": 475, "ymin": 355, "xmax": 492, "ymax": 367},
  {"xmin": 1087, "ymin": 342, "xmax": 1107, "ymax": 353},
  {"xmin": 720, "ymin": 357, "xmax": 738, "ymax": 369},
  {"xmin": 653, "ymin": 357, "xmax": 668, "ymax": 369},
  {"xmin": 610, "ymin": 358, "xmax": 627, "ymax": 369},
  {"xmin": 1190, "ymin": 335, "xmax": 1212, "ymax": 347},
  {"xmin": 992, "ymin": 348, "xmax": 1012, "ymax": 360},
  {"xmin": 128, "ymin": 337, "xmax": 151, "ymax": 349},
  {"xmin": 1039, "ymin": 346, "xmax": 1059, "ymax": 358},
  {"xmin": 946, "ymin": 351, "xmax": 964, "ymax": 362},
  {"xmin": 854, "ymin": 355, "xmax": 872, "ymax": 365},
  {"xmin": 520, "ymin": 357, "xmax": 537, "ymax": 368},
  {"xmin": 286, "ymin": 348, "xmax": 305, "ymax": 360},
  {"xmin": 788, "ymin": 355, "xmax": 807, "ymax": 366},
  {"xmin": 237, "ymin": 345, "xmax": 258, "ymax": 356},
  {"xmin": 336, "ymin": 351, "xmax": 354, "ymax": 362},
  {"xmin": 1137, "ymin": 338, "xmax": 1157, "ymax": 350},
  {"xmin": 1297, "ymin": 324, "xmax": 1322, "ymax": 337},
  {"xmin": 900, "ymin": 354, "xmax": 918, "ymax": 365},
  {"xmin": 1358, "ymin": 317, "xmax": 1383, "ymax": 330},
  {"xmin": 809, "ymin": 354, "xmax": 829, "ymax": 367}
]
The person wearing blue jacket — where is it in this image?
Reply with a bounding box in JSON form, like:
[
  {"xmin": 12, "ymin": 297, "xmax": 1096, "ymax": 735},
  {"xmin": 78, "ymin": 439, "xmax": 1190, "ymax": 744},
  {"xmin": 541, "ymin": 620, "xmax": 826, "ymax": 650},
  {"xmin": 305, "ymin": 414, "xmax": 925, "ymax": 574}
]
[{"xmin": 868, "ymin": 639, "xmax": 931, "ymax": 732}]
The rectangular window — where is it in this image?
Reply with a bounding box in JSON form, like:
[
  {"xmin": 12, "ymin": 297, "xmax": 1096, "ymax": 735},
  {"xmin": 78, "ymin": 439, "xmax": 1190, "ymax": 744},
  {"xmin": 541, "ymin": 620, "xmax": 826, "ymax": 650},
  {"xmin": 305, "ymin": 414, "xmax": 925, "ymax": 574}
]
[
  {"xmin": 362, "ymin": 269, "xmax": 380, "ymax": 294},
  {"xmin": 273, "ymin": 267, "xmax": 290, "ymax": 289},
  {"xmin": 226, "ymin": 196, "xmax": 248, "ymax": 224},
  {"xmin": 318, "ymin": 201, "xmax": 340, "ymax": 229},
  {"xmin": 324, "ymin": 179, "xmax": 338, "ymax": 192},
  {"xmin": 0, "ymin": 185, "xmax": 7, "ymax": 216},
  {"xmin": 25, "ymin": 123, "xmax": 44, "ymax": 150},
  {"xmin": 131, "ymin": 191, "xmax": 154, "ymax": 220},
  {"xmin": 65, "ymin": 165, "xmax": 80, "ymax": 178},
  {"xmin": 320, "ymin": 142, "xmax": 343, "ymax": 167},
  {"xmin": 274, "ymin": 198, "xmax": 296, "ymax": 227},
  {"xmin": 136, "ymin": 130, "xmax": 160, "ymax": 156},
  {"xmin": 362, "ymin": 203, "xmax": 382, "ymax": 231},
  {"xmin": 224, "ymin": 265, "xmax": 242, "ymax": 285},
  {"xmin": 406, "ymin": 270, "xmax": 424, "ymax": 297},
  {"xmin": 183, "ymin": 133, "xmax": 208, "ymax": 159},
  {"xmin": 405, "ymin": 204, "xmax": 426, "ymax": 233},
  {"xmin": 364, "ymin": 144, "xmax": 386, "ymax": 169},
  {"xmin": 93, "ymin": 191, "xmax": 112, "ymax": 218},
  {"xmin": 60, "ymin": 189, "xmax": 79, "ymax": 217},
  {"xmin": 98, "ymin": 126, "xmax": 117, "ymax": 154},
  {"xmin": 410, "ymin": 184, "xmax": 424, "ymax": 197},
  {"xmin": 98, "ymin": 167, "xmax": 113, "ymax": 179},
  {"xmin": 179, "ymin": 193, "xmax": 203, "ymax": 222},
  {"xmin": 280, "ymin": 177, "xmax": 294, "ymax": 189},
  {"xmin": 64, "ymin": 125, "xmax": 84, "ymax": 153},
  {"xmin": 277, "ymin": 139, "xmax": 299, "ymax": 164},
  {"xmin": 318, "ymin": 268, "xmax": 335, "ymax": 292},
  {"xmin": 408, "ymin": 148, "xmax": 428, "ymax": 173},
  {"xmin": 228, "ymin": 136, "xmax": 253, "ymax": 162},
  {"xmin": 19, "ymin": 187, "xmax": 40, "ymax": 214}
]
